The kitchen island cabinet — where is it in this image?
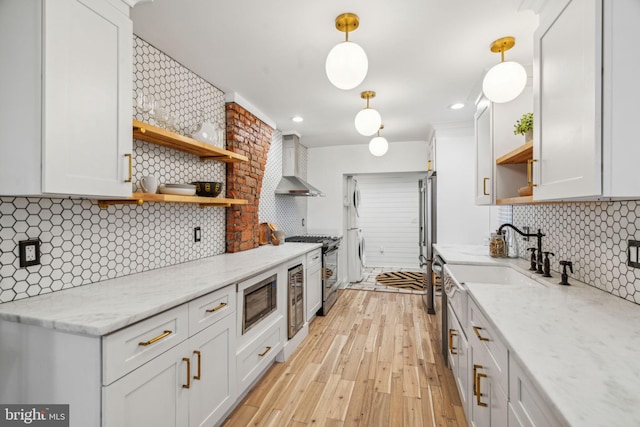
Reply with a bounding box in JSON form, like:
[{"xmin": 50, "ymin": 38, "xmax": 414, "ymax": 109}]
[
  {"xmin": 533, "ymin": 0, "xmax": 640, "ymax": 201},
  {"xmin": 0, "ymin": 243, "xmax": 320, "ymax": 427},
  {"xmin": 434, "ymin": 244, "xmax": 640, "ymax": 426},
  {"xmin": 0, "ymin": 0, "xmax": 134, "ymax": 198},
  {"xmin": 467, "ymin": 299, "xmax": 508, "ymax": 427}
]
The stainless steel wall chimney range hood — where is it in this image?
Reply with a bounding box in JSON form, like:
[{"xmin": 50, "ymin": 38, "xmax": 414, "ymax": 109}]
[{"xmin": 275, "ymin": 133, "xmax": 324, "ymax": 197}]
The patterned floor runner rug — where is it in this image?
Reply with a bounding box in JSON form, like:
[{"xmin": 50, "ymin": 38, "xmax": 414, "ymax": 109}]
[{"xmin": 375, "ymin": 271, "xmax": 426, "ymax": 291}]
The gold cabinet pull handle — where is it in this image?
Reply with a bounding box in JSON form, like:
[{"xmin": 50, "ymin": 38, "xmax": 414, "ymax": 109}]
[
  {"xmin": 476, "ymin": 372, "xmax": 488, "ymax": 407},
  {"xmin": 448, "ymin": 329, "xmax": 458, "ymax": 355},
  {"xmin": 182, "ymin": 357, "xmax": 191, "ymax": 389},
  {"xmin": 193, "ymin": 350, "xmax": 201, "ymax": 380},
  {"xmin": 483, "ymin": 177, "xmax": 490, "ymax": 195},
  {"xmin": 138, "ymin": 330, "xmax": 172, "ymax": 346},
  {"xmin": 473, "ymin": 364, "xmax": 482, "ymax": 396},
  {"xmin": 527, "ymin": 159, "xmax": 538, "ymax": 187},
  {"xmin": 124, "ymin": 153, "xmax": 133, "ymax": 183},
  {"xmin": 205, "ymin": 302, "xmax": 227, "ymax": 313},
  {"xmin": 258, "ymin": 346, "xmax": 272, "ymax": 357},
  {"xmin": 473, "ymin": 326, "xmax": 490, "ymax": 342},
  {"xmin": 427, "ymin": 160, "xmax": 432, "ymax": 171}
]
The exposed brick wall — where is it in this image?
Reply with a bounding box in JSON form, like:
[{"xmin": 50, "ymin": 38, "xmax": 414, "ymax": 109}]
[{"xmin": 225, "ymin": 103, "xmax": 273, "ymax": 253}]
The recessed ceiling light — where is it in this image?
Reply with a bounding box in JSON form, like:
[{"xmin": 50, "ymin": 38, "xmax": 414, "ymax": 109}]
[
  {"xmin": 291, "ymin": 116, "xmax": 304, "ymax": 123},
  {"xmin": 449, "ymin": 103, "xmax": 465, "ymax": 110}
]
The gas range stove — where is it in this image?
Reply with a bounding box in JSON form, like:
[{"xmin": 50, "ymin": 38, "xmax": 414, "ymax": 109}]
[{"xmin": 284, "ymin": 235, "xmax": 342, "ymax": 252}]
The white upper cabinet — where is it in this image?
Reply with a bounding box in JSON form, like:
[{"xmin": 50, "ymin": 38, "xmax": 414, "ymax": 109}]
[
  {"xmin": 533, "ymin": 0, "xmax": 640, "ymax": 200},
  {"xmin": 474, "ymin": 85, "xmax": 533, "ymax": 205},
  {"xmin": 0, "ymin": 0, "xmax": 133, "ymax": 198},
  {"xmin": 475, "ymin": 99, "xmax": 493, "ymax": 205}
]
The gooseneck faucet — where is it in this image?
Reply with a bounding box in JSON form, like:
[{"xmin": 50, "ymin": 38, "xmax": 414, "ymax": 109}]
[{"xmin": 498, "ymin": 224, "xmax": 545, "ymax": 274}]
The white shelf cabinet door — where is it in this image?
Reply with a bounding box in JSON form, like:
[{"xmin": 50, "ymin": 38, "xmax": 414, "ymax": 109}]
[
  {"xmin": 189, "ymin": 314, "xmax": 237, "ymax": 427},
  {"xmin": 305, "ymin": 258, "xmax": 322, "ymax": 321},
  {"xmin": 102, "ymin": 340, "xmax": 190, "ymax": 427},
  {"xmin": 474, "ymin": 100, "xmax": 493, "ymax": 205},
  {"xmin": 0, "ymin": 0, "xmax": 133, "ymax": 197},
  {"xmin": 533, "ymin": 0, "xmax": 602, "ymax": 200}
]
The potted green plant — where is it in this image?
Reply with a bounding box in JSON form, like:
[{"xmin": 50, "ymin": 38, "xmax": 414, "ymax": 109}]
[{"xmin": 513, "ymin": 112, "xmax": 533, "ymax": 144}]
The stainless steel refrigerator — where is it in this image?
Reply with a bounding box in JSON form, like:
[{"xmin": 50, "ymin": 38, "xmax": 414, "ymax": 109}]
[{"xmin": 419, "ymin": 171, "xmax": 437, "ymax": 314}]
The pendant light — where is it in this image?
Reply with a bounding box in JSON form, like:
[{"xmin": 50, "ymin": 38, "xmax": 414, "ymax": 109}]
[
  {"xmin": 369, "ymin": 125, "xmax": 388, "ymax": 157},
  {"xmin": 354, "ymin": 91, "xmax": 382, "ymax": 136},
  {"xmin": 482, "ymin": 36, "xmax": 527, "ymax": 103},
  {"xmin": 325, "ymin": 13, "xmax": 368, "ymax": 90}
]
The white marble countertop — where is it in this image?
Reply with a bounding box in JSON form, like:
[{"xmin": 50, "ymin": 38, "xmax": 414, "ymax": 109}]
[
  {"xmin": 434, "ymin": 244, "xmax": 640, "ymax": 427},
  {"xmin": 0, "ymin": 243, "xmax": 320, "ymax": 336}
]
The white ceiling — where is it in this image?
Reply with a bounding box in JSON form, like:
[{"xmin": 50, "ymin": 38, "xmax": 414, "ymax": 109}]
[{"xmin": 131, "ymin": 0, "xmax": 538, "ymax": 148}]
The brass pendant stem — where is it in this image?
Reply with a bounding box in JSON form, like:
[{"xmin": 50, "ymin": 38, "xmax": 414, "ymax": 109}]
[
  {"xmin": 490, "ymin": 36, "xmax": 516, "ymax": 63},
  {"xmin": 335, "ymin": 12, "xmax": 359, "ymax": 43}
]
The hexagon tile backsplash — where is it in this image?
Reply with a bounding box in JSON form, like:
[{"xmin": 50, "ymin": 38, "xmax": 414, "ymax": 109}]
[
  {"xmin": 0, "ymin": 35, "xmax": 303, "ymax": 303},
  {"xmin": 512, "ymin": 201, "xmax": 640, "ymax": 305},
  {"xmin": 0, "ymin": 36, "xmax": 230, "ymax": 303}
]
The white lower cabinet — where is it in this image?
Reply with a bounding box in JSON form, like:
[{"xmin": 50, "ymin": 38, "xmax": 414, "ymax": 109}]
[
  {"xmin": 467, "ymin": 299, "xmax": 508, "ymax": 427},
  {"xmin": 236, "ymin": 319, "xmax": 284, "ymax": 394},
  {"xmin": 446, "ymin": 303, "xmax": 470, "ymax": 417},
  {"xmin": 508, "ymin": 355, "xmax": 563, "ymax": 427},
  {"xmin": 188, "ymin": 315, "xmax": 236, "ymax": 427},
  {"xmin": 102, "ymin": 340, "xmax": 190, "ymax": 427},
  {"xmin": 103, "ymin": 288, "xmax": 237, "ymax": 427},
  {"xmin": 305, "ymin": 249, "xmax": 322, "ymax": 321}
]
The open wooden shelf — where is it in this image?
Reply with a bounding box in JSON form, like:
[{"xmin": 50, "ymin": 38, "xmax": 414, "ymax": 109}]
[
  {"xmin": 496, "ymin": 196, "xmax": 533, "ymax": 205},
  {"xmin": 496, "ymin": 141, "xmax": 533, "ymax": 165},
  {"xmin": 98, "ymin": 193, "xmax": 248, "ymax": 208},
  {"xmin": 132, "ymin": 119, "xmax": 248, "ymax": 163}
]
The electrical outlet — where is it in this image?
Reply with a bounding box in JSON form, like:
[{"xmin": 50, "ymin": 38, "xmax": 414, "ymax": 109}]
[
  {"xmin": 19, "ymin": 239, "xmax": 40, "ymax": 268},
  {"xmin": 523, "ymin": 226, "xmax": 530, "ymax": 241},
  {"xmin": 628, "ymin": 240, "xmax": 640, "ymax": 268},
  {"xmin": 194, "ymin": 227, "xmax": 201, "ymax": 243}
]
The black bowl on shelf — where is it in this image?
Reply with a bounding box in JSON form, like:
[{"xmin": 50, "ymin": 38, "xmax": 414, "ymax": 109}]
[{"xmin": 192, "ymin": 181, "xmax": 223, "ymax": 197}]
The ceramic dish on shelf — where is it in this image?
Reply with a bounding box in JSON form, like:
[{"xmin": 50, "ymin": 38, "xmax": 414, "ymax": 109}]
[{"xmin": 158, "ymin": 184, "xmax": 196, "ymax": 196}]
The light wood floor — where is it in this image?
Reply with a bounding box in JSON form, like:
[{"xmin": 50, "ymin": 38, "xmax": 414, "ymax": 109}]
[{"xmin": 222, "ymin": 289, "xmax": 467, "ymax": 427}]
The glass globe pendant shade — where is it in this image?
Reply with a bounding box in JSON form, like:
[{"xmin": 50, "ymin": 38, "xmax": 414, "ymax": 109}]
[
  {"xmin": 325, "ymin": 41, "xmax": 368, "ymax": 90},
  {"xmin": 369, "ymin": 136, "xmax": 388, "ymax": 156},
  {"xmin": 482, "ymin": 61, "xmax": 527, "ymax": 103},
  {"xmin": 355, "ymin": 108, "xmax": 382, "ymax": 136}
]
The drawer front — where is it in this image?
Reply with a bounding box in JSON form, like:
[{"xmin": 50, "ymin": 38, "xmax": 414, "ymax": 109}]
[
  {"xmin": 102, "ymin": 304, "xmax": 188, "ymax": 385},
  {"xmin": 188, "ymin": 285, "xmax": 235, "ymax": 335},
  {"xmin": 468, "ymin": 299, "xmax": 508, "ymax": 395},
  {"xmin": 236, "ymin": 320, "xmax": 283, "ymax": 394},
  {"xmin": 306, "ymin": 249, "xmax": 322, "ymax": 268}
]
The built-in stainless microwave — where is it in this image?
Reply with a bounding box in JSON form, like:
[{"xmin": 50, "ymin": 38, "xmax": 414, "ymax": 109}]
[{"xmin": 242, "ymin": 273, "xmax": 277, "ymax": 334}]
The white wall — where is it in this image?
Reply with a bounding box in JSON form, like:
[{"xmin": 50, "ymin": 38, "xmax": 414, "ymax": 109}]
[
  {"xmin": 307, "ymin": 140, "xmax": 429, "ymax": 283},
  {"xmin": 307, "ymin": 140, "xmax": 429, "ymax": 234},
  {"xmin": 435, "ymin": 126, "xmax": 492, "ymax": 244},
  {"xmin": 356, "ymin": 173, "xmax": 426, "ymax": 268}
]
